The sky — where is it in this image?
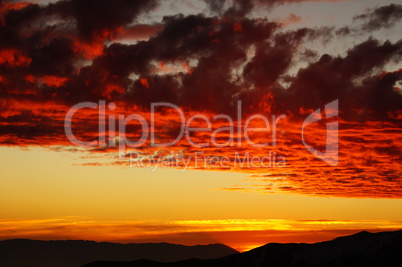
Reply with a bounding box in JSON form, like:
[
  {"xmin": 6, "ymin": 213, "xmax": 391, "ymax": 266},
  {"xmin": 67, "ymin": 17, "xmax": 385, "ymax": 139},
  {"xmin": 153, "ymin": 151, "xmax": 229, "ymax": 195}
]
[{"xmin": 0, "ymin": 0, "xmax": 401, "ymax": 252}]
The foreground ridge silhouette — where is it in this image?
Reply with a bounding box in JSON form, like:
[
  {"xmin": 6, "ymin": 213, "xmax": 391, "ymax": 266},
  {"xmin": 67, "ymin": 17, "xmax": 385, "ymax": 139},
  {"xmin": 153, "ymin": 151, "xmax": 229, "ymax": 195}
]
[
  {"xmin": 82, "ymin": 230, "xmax": 402, "ymax": 267},
  {"xmin": 0, "ymin": 240, "xmax": 238, "ymax": 267}
]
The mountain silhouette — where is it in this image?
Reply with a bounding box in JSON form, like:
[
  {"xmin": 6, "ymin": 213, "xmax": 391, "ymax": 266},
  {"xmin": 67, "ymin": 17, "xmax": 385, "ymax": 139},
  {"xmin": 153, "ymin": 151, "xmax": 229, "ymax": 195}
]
[
  {"xmin": 82, "ymin": 230, "xmax": 402, "ymax": 267},
  {"xmin": 0, "ymin": 240, "xmax": 238, "ymax": 267}
]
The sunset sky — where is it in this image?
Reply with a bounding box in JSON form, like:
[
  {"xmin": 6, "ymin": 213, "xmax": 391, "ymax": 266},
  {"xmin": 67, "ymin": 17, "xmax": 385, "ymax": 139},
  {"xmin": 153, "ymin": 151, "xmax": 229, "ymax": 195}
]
[{"xmin": 0, "ymin": 0, "xmax": 401, "ymax": 252}]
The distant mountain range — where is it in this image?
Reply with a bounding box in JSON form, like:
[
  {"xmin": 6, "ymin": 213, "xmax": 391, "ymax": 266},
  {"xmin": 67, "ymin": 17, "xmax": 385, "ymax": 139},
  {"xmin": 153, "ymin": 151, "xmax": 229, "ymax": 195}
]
[
  {"xmin": 1, "ymin": 230, "xmax": 401, "ymax": 267},
  {"xmin": 0, "ymin": 240, "xmax": 238, "ymax": 267},
  {"xmin": 82, "ymin": 230, "xmax": 402, "ymax": 267}
]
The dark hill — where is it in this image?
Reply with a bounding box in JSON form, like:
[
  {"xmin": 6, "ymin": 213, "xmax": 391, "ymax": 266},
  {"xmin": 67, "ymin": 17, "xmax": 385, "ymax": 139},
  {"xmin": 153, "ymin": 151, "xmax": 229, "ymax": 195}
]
[
  {"xmin": 0, "ymin": 240, "xmax": 238, "ymax": 267},
  {"xmin": 83, "ymin": 230, "xmax": 402, "ymax": 267}
]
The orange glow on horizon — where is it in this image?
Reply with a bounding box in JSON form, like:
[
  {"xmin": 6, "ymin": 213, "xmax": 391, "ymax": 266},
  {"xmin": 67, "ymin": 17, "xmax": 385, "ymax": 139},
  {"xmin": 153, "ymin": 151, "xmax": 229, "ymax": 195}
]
[{"xmin": 1, "ymin": 217, "xmax": 401, "ymax": 252}]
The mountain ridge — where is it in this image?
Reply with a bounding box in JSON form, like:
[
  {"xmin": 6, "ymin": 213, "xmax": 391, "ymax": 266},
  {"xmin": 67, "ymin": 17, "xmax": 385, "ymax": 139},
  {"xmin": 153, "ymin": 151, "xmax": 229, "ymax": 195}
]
[
  {"xmin": 0, "ymin": 239, "xmax": 239, "ymax": 267},
  {"xmin": 83, "ymin": 230, "xmax": 402, "ymax": 267}
]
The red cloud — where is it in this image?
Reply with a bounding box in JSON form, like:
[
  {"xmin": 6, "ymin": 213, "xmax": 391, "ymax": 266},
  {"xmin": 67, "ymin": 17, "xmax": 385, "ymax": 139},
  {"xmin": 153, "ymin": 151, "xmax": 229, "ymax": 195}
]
[
  {"xmin": 40, "ymin": 75, "xmax": 69, "ymax": 87},
  {"xmin": 0, "ymin": 49, "xmax": 31, "ymax": 68}
]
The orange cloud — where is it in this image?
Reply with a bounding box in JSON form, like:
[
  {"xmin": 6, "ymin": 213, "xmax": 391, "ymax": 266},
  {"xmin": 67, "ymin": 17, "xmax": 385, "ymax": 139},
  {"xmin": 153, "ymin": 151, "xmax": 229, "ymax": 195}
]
[
  {"xmin": 72, "ymin": 40, "xmax": 104, "ymax": 60},
  {"xmin": 114, "ymin": 24, "xmax": 164, "ymax": 42},
  {"xmin": 24, "ymin": 74, "xmax": 35, "ymax": 83},
  {"xmin": 280, "ymin": 13, "xmax": 303, "ymax": 26},
  {"xmin": 0, "ymin": 49, "xmax": 31, "ymax": 68},
  {"xmin": 40, "ymin": 76, "xmax": 69, "ymax": 87},
  {"xmin": 140, "ymin": 78, "xmax": 149, "ymax": 88},
  {"xmin": 0, "ymin": 98, "xmax": 400, "ymax": 198},
  {"xmin": 103, "ymin": 84, "xmax": 125, "ymax": 98}
]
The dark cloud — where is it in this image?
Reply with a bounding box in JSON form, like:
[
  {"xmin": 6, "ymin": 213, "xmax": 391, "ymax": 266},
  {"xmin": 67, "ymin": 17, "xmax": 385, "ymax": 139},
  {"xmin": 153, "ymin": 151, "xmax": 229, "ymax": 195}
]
[
  {"xmin": 283, "ymin": 38, "xmax": 402, "ymax": 120},
  {"xmin": 204, "ymin": 0, "xmax": 354, "ymax": 17},
  {"xmin": 0, "ymin": 0, "xmax": 162, "ymax": 103},
  {"xmin": 0, "ymin": 3, "xmax": 41, "ymax": 49},
  {"xmin": 29, "ymin": 37, "xmax": 75, "ymax": 77},
  {"xmin": 204, "ymin": 0, "xmax": 253, "ymax": 17},
  {"xmin": 47, "ymin": 0, "xmax": 159, "ymax": 41},
  {"xmin": 56, "ymin": 15, "xmax": 280, "ymax": 111},
  {"xmin": 204, "ymin": 0, "xmax": 226, "ymax": 15},
  {"xmin": 0, "ymin": 0, "xmax": 401, "ymax": 119},
  {"xmin": 354, "ymin": 4, "xmax": 402, "ymax": 31}
]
